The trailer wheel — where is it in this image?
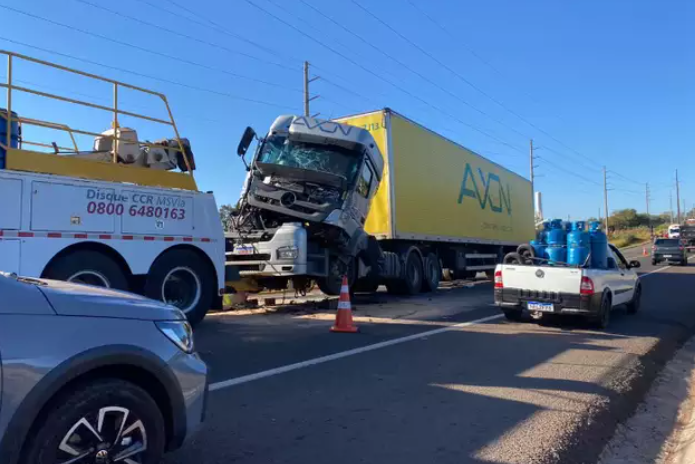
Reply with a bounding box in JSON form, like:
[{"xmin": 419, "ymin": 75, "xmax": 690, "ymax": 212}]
[
  {"xmin": 44, "ymin": 250, "xmax": 129, "ymax": 291},
  {"xmin": 145, "ymin": 249, "xmax": 214, "ymax": 326},
  {"xmin": 386, "ymin": 250, "xmax": 423, "ymax": 295},
  {"xmin": 421, "ymin": 252, "xmax": 441, "ymax": 292}
]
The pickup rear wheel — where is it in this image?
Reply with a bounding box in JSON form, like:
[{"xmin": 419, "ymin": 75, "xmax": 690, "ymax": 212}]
[
  {"xmin": 43, "ymin": 250, "xmax": 129, "ymax": 291},
  {"xmin": 594, "ymin": 293, "xmax": 612, "ymax": 329},
  {"xmin": 145, "ymin": 249, "xmax": 214, "ymax": 326}
]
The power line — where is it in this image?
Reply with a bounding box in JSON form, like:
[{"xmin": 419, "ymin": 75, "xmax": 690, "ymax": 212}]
[
  {"xmin": 293, "ymin": 0, "xmax": 530, "ymax": 142},
  {"xmin": 405, "ymin": 0, "xmax": 569, "ymax": 125},
  {"xmin": 132, "ymin": 0, "xmax": 301, "ymax": 69},
  {"xmin": 0, "ymin": 36, "xmax": 296, "ymax": 110},
  {"xmin": 241, "ymin": 0, "xmax": 525, "ymax": 154},
  {"xmin": 536, "ymin": 155, "xmax": 601, "ymax": 186},
  {"xmin": 608, "ymin": 169, "xmax": 643, "ymax": 185},
  {"xmin": 350, "ymin": 0, "xmax": 603, "ymax": 170},
  {"xmin": 1, "ymin": 3, "xmax": 303, "ymax": 95},
  {"xmin": 75, "ymin": 0, "xmax": 297, "ymax": 73}
]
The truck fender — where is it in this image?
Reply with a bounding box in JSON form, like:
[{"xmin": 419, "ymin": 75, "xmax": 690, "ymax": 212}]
[{"xmin": 346, "ymin": 228, "xmax": 370, "ymax": 259}]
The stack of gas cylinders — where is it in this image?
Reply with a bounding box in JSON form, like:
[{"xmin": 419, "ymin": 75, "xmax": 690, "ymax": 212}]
[{"xmin": 525, "ymin": 219, "xmax": 608, "ymax": 268}]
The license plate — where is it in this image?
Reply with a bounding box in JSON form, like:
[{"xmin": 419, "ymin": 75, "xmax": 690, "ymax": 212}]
[
  {"xmin": 234, "ymin": 246, "xmax": 255, "ymax": 255},
  {"xmin": 663, "ymin": 255, "xmax": 672, "ymax": 258},
  {"xmin": 527, "ymin": 301, "xmax": 554, "ymax": 312}
]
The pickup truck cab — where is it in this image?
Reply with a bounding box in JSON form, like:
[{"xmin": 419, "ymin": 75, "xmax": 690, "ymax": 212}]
[{"xmin": 494, "ymin": 244, "xmax": 642, "ymax": 328}]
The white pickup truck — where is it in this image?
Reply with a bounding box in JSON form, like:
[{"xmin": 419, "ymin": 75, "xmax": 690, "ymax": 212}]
[{"xmin": 494, "ymin": 244, "xmax": 642, "ymax": 328}]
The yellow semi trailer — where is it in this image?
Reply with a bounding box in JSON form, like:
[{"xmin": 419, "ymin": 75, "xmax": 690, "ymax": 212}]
[{"xmin": 335, "ymin": 108, "xmax": 534, "ymax": 291}]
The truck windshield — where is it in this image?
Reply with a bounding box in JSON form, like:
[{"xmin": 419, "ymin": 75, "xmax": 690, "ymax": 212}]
[{"xmin": 257, "ymin": 136, "xmax": 361, "ymax": 184}]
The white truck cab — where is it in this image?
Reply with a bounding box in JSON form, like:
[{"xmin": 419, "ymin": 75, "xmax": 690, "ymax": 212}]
[
  {"xmin": 0, "ymin": 50, "xmax": 224, "ymax": 325},
  {"xmin": 494, "ymin": 244, "xmax": 642, "ymax": 328}
]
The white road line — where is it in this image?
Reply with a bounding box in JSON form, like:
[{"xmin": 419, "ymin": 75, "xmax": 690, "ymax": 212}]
[{"xmin": 209, "ymin": 313, "xmax": 504, "ymax": 392}]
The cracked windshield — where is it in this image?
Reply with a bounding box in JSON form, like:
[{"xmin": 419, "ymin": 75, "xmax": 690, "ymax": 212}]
[{"xmin": 0, "ymin": 1, "xmax": 690, "ymax": 464}]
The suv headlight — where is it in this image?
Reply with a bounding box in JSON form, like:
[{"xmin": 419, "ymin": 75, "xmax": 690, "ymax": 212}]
[
  {"xmin": 277, "ymin": 246, "xmax": 299, "ymax": 260},
  {"xmin": 156, "ymin": 321, "xmax": 194, "ymax": 353}
]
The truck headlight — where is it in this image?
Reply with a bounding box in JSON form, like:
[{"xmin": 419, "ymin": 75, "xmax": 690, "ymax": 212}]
[
  {"xmin": 277, "ymin": 246, "xmax": 299, "ymax": 260},
  {"xmin": 156, "ymin": 321, "xmax": 194, "ymax": 353}
]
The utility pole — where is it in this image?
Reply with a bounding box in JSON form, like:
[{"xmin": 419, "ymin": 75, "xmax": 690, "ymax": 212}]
[
  {"xmin": 646, "ymin": 182, "xmax": 652, "ymax": 235},
  {"xmin": 303, "ymin": 61, "xmax": 320, "ymax": 117},
  {"xmin": 670, "ymin": 191, "xmax": 674, "ymax": 223},
  {"xmin": 529, "ymin": 139, "xmax": 535, "ymax": 220},
  {"xmin": 676, "ymin": 169, "xmax": 681, "ymax": 223},
  {"xmin": 603, "ymin": 166, "xmax": 609, "ymax": 233}
]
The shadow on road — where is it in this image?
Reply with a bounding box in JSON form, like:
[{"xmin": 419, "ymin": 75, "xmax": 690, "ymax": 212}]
[{"xmin": 166, "ymin": 271, "xmax": 695, "ymax": 464}]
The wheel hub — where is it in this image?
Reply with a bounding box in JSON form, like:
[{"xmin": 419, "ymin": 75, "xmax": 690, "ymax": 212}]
[{"xmin": 94, "ymin": 447, "xmax": 110, "ymax": 463}]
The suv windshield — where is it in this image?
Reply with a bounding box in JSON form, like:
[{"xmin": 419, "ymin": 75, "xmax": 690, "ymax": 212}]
[
  {"xmin": 257, "ymin": 136, "xmax": 361, "ymax": 185},
  {"xmin": 655, "ymin": 239, "xmax": 680, "ymax": 246}
]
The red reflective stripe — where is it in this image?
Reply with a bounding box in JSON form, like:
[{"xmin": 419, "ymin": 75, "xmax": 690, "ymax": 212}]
[
  {"xmin": 163, "ymin": 237, "xmax": 175, "ymax": 242},
  {"xmin": 201, "ymin": 238, "xmax": 211, "ymax": 243},
  {"xmin": 122, "ymin": 235, "xmax": 134, "ymax": 240},
  {"xmin": 99, "ymin": 234, "xmax": 112, "ymax": 240},
  {"xmin": 144, "ymin": 236, "xmax": 155, "ymax": 241},
  {"xmin": 47, "ymin": 232, "xmax": 62, "ymax": 238},
  {"xmin": 74, "ymin": 233, "xmax": 88, "ymax": 239},
  {"xmin": 18, "ymin": 232, "xmax": 33, "ymax": 237},
  {"xmin": 0, "ymin": 231, "xmax": 4, "ymax": 237},
  {"xmin": 183, "ymin": 237, "xmax": 193, "ymax": 242}
]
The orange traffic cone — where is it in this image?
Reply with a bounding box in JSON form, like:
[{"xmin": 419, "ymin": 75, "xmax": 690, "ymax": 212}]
[
  {"xmin": 331, "ymin": 276, "xmax": 358, "ymax": 333},
  {"xmin": 643, "ymin": 246, "xmax": 649, "ymax": 257}
]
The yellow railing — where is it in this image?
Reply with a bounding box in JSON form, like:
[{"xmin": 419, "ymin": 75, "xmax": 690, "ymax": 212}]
[{"xmin": 0, "ymin": 50, "xmax": 193, "ymax": 174}]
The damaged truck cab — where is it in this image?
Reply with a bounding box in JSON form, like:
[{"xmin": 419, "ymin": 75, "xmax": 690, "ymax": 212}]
[{"xmin": 227, "ymin": 115, "xmax": 383, "ymax": 294}]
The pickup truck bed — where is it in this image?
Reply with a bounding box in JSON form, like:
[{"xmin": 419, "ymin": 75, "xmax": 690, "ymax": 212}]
[{"xmin": 494, "ymin": 244, "xmax": 642, "ymax": 328}]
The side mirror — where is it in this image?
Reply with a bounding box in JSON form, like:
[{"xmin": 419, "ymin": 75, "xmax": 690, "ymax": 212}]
[
  {"xmin": 628, "ymin": 260, "xmax": 641, "ymax": 269},
  {"xmin": 237, "ymin": 127, "xmax": 256, "ymax": 157}
]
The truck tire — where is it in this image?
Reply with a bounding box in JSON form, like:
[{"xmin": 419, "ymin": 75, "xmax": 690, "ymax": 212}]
[
  {"xmin": 145, "ymin": 249, "xmax": 215, "ymax": 326},
  {"xmin": 421, "ymin": 252, "xmax": 442, "ymax": 292},
  {"xmin": 43, "ymin": 250, "xmax": 129, "ymax": 291},
  {"xmin": 317, "ymin": 258, "xmax": 356, "ymax": 296},
  {"xmin": 626, "ymin": 283, "xmax": 641, "ymax": 314},
  {"xmin": 517, "ymin": 244, "xmax": 536, "ymax": 262},
  {"xmin": 503, "ymin": 252, "xmax": 523, "ymax": 265},
  {"xmin": 386, "ymin": 251, "xmax": 423, "ymax": 295}
]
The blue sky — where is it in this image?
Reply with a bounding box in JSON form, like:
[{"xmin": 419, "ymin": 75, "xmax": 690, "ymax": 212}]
[{"xmin": 1, "ymin": 0, "xmax": 692, "ymax": 220}]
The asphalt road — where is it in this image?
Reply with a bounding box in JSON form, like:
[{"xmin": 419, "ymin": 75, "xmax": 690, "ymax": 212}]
[{"xmin": 166, "ymin": 249, "xmax": 695, "ymax": 464}]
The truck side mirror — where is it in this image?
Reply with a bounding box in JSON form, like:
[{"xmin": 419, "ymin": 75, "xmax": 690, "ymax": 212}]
[{"xmin": 237, "ymin": 127, "xmax": 257, "ymax": 157}]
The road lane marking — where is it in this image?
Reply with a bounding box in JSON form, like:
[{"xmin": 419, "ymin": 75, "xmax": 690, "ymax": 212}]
[
  {"xmin": 209, "ymin": 313, "xmax": 504, "ymax": 392},
  {"xmin": 641, "ymin": 254, "xmax": 695, "ymax": 277}
]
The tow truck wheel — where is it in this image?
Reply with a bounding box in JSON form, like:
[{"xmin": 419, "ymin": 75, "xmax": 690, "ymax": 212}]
[
  {"xmin": 421, "ymin": 253, "xmax": 441, "ymax": 292},
  {"xmin": 145, "ymin": 249, "xmax": 214, "ymax": 326},
  {"xmin": 44, "ymin": 250, "xmax": 129, "ymax": 291}
]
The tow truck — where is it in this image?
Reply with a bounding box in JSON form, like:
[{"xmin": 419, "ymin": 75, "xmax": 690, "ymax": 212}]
[{"xmin": 0, "ymin": 50, "xmax": 224, "ymax": 325}]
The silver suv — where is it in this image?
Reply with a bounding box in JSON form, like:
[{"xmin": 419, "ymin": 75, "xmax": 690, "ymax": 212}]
[{"xmin": 0, "ymin": 272, "xmax": 208, "ymax": 464}]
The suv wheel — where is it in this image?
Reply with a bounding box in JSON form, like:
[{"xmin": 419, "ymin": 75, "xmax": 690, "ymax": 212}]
[{"xmin": 21, "ymin": 379, "xmax": 165, "ymax": 464}]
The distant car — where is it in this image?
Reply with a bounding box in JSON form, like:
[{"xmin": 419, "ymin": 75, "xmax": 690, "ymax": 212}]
[
  {"xmin": 652, "ymin": 238, "xmax": 687, "ymax": 266},
  {"xmin": 0, "ymin": 272, "xmax": 208, "ymax": 464},
  {"xmin": 668, "ymin": 224, "xmax": 681, "ymax": 239}
]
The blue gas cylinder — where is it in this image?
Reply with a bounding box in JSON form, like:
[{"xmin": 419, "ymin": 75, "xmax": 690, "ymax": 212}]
[
  {"xmin": 567, "ymin": 221, "xmax": 590, "ymax": 266},
  {"xmin": 0, "ymin": 109, "xmax": 20, "ymax": 169},
  {"xmin": 530, "ymin": 239, "xmax": 547, "ymax": 260},
  {"xmin": 547, "ymin": 220, "xmax": 566, "ymax": 246},
  {"xmin": 590, "ymin": 227, "xmax": 608, "ymax": 269},
  {"xmin": 547, "ymin": 246, "xmax": 567, "ymax": 265}
]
